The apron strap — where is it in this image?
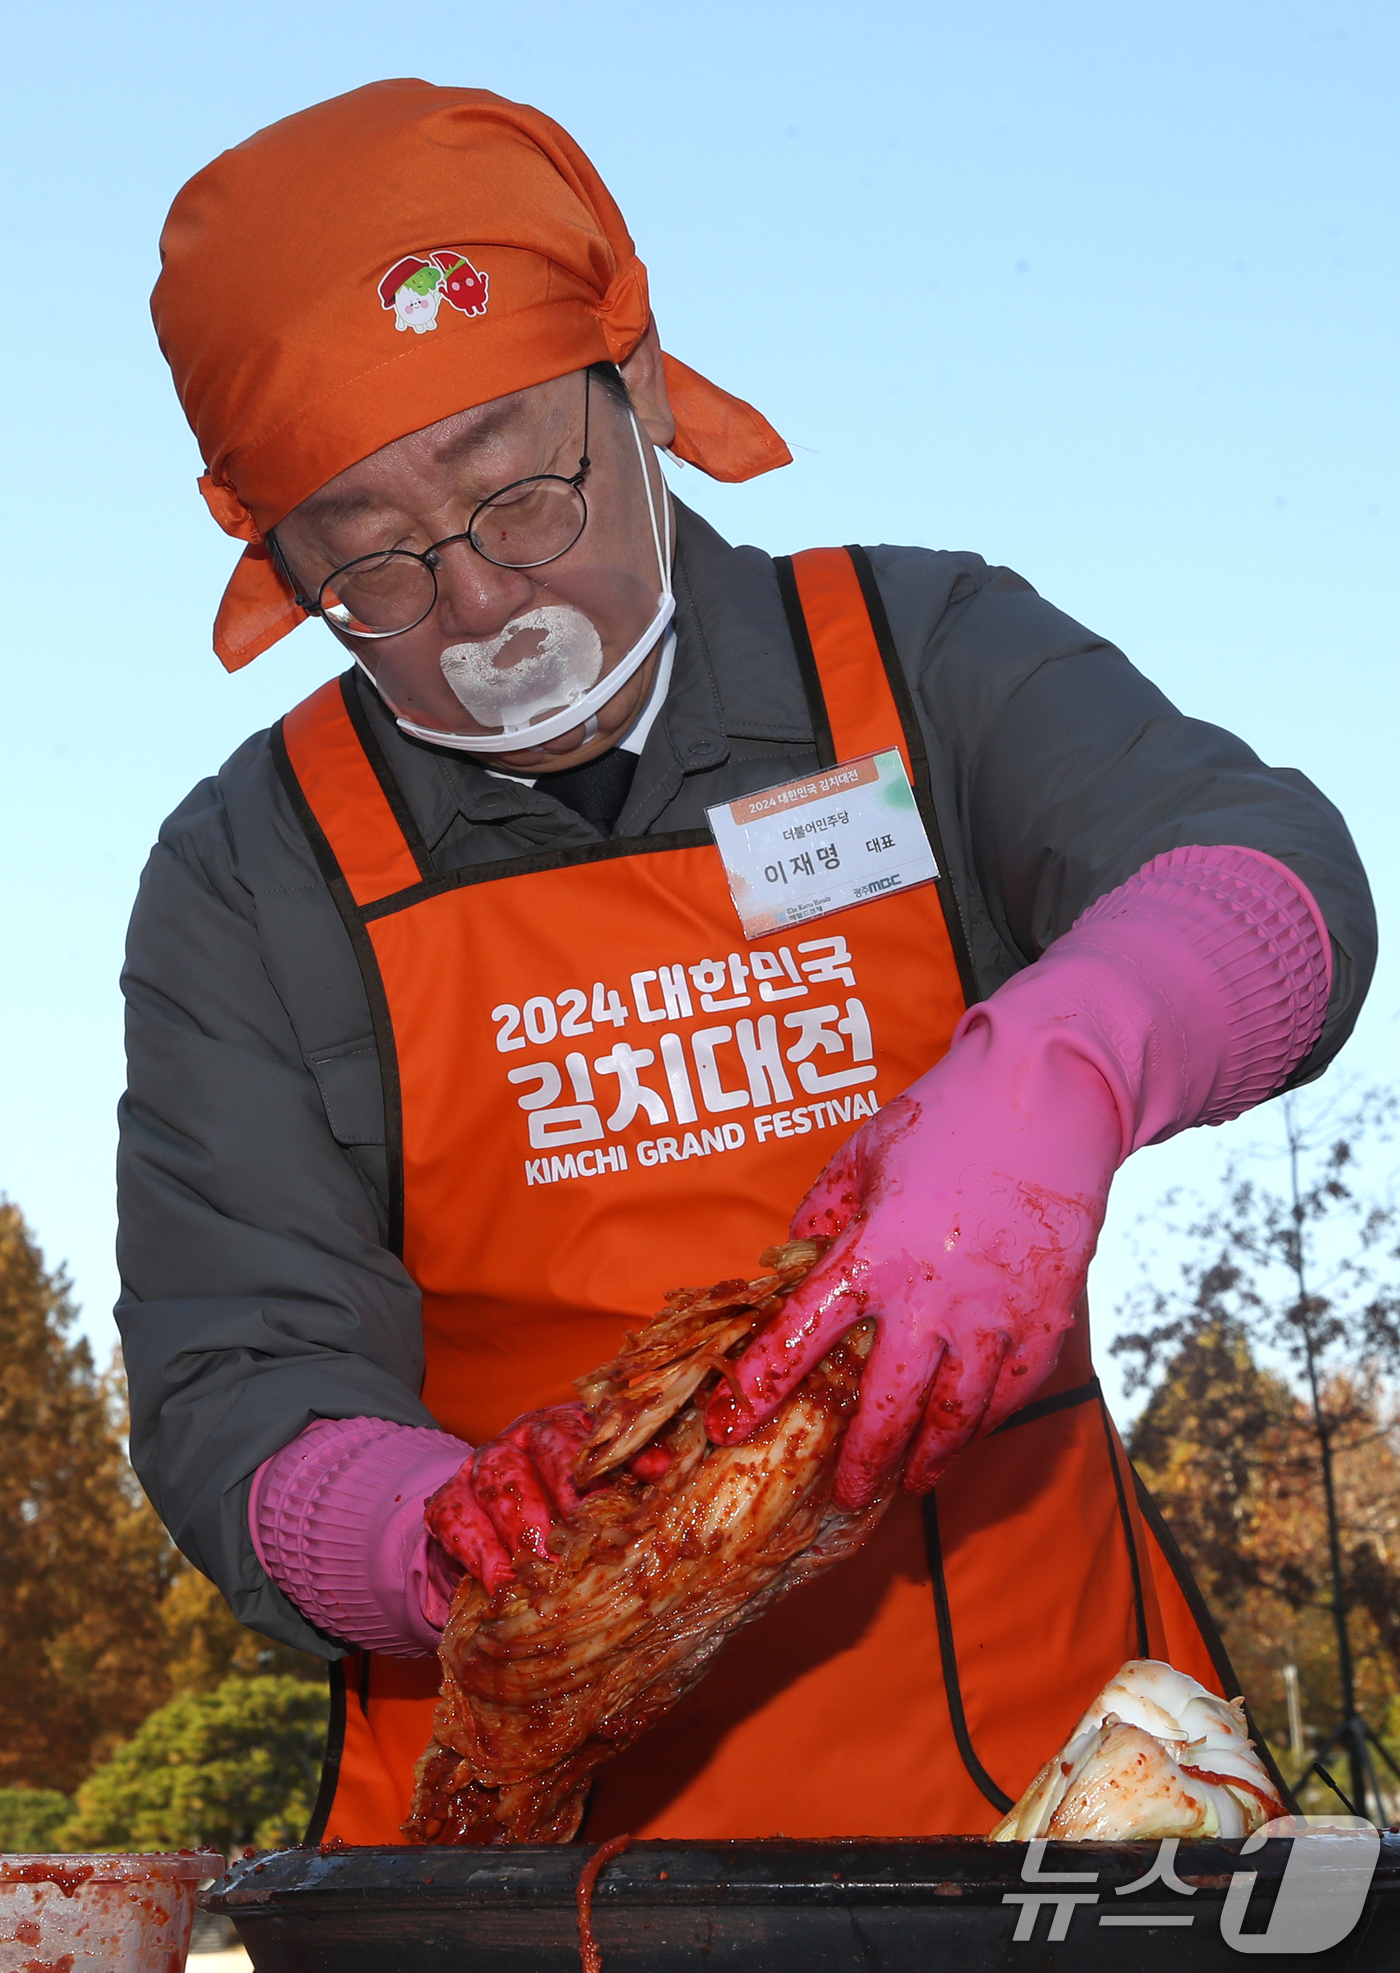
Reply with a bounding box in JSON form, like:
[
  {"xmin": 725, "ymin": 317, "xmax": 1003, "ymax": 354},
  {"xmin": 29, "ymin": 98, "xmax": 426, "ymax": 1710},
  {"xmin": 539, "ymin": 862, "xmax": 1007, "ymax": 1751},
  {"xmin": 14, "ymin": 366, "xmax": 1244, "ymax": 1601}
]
[
  {"xmin": 777, "ymin": 546, "xmax": 912, "ymax": 771},
  {"xmin": 779, "ymin": 547, "xmax": 977, "ymax": 1005},
  {"xmin": 277, "ymin": 674, "xmax": 432, "ymax": 908}
]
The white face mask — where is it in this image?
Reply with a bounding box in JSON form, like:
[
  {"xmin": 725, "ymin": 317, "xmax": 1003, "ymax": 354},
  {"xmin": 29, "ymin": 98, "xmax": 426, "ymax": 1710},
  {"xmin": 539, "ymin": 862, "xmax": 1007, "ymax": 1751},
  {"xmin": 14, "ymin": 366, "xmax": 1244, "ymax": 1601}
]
[
  {"xmin": 378, "ymin": 404, "xmax": 674, "ymax": 756},
  {"xmin": 439, "ymin": 604, "xmax": 604, "ymax": 730}
]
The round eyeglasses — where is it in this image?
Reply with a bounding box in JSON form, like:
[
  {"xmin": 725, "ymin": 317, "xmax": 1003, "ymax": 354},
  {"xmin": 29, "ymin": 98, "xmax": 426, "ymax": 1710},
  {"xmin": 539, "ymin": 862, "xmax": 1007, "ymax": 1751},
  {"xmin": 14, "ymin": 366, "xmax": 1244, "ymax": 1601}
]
[{"xmin": 284, "ymin": 373, "xmax": 594, "ymax": 640}]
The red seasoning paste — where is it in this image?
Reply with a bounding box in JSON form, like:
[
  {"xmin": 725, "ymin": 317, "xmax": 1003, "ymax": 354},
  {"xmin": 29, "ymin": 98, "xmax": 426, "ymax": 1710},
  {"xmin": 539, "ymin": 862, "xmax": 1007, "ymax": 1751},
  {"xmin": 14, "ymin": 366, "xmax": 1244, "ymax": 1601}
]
[
  {"xmin": 575, "ymin": 1835, "xmax": 632, "ymax": 1973},
  {"xmin": 0, "ymin": 1865, "xmax": 95, "ymax": 1898}
]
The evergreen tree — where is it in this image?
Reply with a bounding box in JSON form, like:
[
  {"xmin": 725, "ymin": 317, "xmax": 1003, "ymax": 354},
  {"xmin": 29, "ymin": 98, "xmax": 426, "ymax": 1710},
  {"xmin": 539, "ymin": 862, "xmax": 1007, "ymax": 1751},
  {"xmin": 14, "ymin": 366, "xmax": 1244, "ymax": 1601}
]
[
  {"xmin": 0, "ymin": 1787, "xmax": 73, "ymax": 1850},
  {"xmin": 60, "ymin": 1677, "xmax": 329, "ymax": 1853}
]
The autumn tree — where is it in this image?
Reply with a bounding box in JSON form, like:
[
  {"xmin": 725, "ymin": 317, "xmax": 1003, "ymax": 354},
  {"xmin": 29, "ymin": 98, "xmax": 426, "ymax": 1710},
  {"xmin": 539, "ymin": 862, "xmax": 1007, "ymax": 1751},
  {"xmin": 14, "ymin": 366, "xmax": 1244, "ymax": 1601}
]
[
  {"xmin": 1127, "ymin": 1329, "xmax": 1400, "ymax": 1750},
  {"xmin": 0, "ymin": 1200, "xmax": 178, "ymax": 1793},
  {"xmin": 1116, "ymin": 1093, "xmax": 1400, "ymax": 1813},
  {"xmin": 159, "ymin": 1565, "xmax": 325, "ymax": 1694},
  {"xmin": 0, "ymin": 1198, "xmax": 322, "ymax": 1803}
]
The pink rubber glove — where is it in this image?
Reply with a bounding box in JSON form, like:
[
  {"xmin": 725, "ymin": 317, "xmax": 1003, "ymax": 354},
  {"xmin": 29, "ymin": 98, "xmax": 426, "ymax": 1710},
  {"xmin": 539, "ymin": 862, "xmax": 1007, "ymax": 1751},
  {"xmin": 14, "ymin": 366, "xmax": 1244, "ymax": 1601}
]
[
  {"xmin": 250, "ymin": 1417, "xmax": 470, "ymax": 1655},
  {"xmin": 253, "ymin": 1407, "xmax": 675, "ymax": 1652},
  {"xmin": 706, "ymin": 846, "xmax": 1329, "ymax": 1511},
  {"xmin": 425, "ymin": 1402, "xmax": 595, "ymax": 1593},
  {"xmin": 250, "ymin": 1411, "xmax": 593, "ymax": 1646}
]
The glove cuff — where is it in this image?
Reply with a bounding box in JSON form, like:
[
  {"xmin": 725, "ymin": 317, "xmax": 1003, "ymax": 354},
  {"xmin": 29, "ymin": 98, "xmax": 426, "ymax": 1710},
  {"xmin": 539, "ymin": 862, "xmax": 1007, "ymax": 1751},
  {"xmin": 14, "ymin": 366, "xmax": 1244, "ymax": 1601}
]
[
  {"xmin": 250, "ymin": 1417, "xmax": 469, "ymax": 1656},
  {"xmin": 955, "ymin": 845, "xmax": 1331, "ymax": 1162},
  {"xmin": 1069, "ymin": 845, "xmax": 1330, "ymax": 1142}
]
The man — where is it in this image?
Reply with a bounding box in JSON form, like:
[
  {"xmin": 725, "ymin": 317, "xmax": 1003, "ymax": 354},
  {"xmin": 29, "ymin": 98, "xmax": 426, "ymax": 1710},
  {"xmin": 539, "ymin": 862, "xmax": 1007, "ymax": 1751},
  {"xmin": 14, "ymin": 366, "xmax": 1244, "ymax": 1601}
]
[{"xmin": 121, "ymin": 80, "xmax": 1374, "ymax": 1844}]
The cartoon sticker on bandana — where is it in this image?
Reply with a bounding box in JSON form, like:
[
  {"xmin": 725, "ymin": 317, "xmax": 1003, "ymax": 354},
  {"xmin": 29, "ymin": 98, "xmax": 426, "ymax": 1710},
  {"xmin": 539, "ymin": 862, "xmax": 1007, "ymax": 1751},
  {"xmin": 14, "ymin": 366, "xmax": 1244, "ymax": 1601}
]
[{"xmin": 379, "ymin": 251, "xmax": 489, "ymax": 334}]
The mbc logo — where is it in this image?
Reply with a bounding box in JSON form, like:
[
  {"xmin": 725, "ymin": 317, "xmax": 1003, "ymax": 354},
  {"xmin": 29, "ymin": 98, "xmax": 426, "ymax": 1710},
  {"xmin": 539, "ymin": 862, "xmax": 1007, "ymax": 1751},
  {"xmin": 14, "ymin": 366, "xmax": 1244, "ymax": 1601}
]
[{"xmin": 1006, "ymin": 1819, "xmax": 1381, "ymax": 1952}]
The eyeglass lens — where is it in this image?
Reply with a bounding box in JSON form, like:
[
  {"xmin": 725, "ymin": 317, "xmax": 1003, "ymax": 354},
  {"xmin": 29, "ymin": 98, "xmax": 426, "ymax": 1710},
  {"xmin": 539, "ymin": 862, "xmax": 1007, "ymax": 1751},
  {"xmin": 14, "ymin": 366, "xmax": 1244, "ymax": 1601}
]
[
  {"xmin": 317, "ymin": 372, "xmax": 593, "ymax": 637},
  {"xmin": 470, "ymin": 476, "xmax": 589, "ymax": 569},
  {"xmin": 320, "ymin": 476, "xmax": 588, "ymax": 635}
]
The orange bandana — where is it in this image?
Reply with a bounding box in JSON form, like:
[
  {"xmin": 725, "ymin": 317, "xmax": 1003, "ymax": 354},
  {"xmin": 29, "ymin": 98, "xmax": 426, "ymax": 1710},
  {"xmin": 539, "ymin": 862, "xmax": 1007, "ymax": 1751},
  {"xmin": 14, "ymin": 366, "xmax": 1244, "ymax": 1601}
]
[{"xmin": 152, "ymin": 81, "xmax": 790, "ymax": 670}]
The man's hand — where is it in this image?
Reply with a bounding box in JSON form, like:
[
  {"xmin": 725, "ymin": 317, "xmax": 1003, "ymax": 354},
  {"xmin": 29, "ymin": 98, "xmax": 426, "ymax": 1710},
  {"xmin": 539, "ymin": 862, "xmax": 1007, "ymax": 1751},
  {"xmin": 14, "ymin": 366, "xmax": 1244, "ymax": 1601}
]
[
  {"xmin": 425, "ymin": 1402, "xmax": 595, "ymax": 1593},
  {"xmin": 705, "ymin": 985, "xmax": 1124, "ymax": 1511}
]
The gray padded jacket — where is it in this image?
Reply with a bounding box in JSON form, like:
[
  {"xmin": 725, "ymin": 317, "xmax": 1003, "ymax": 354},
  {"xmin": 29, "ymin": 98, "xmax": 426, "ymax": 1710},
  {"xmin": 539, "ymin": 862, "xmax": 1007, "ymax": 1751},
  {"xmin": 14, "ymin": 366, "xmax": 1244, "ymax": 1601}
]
[{"xmin": 116, "ymin": 501, "xmax": 1376, "ymax": 1658}]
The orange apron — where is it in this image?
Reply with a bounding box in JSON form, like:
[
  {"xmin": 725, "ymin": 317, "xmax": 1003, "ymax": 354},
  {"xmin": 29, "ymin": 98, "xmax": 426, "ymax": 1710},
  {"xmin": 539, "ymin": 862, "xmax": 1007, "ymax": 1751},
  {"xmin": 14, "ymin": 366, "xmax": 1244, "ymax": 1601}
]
[{"xmin": 276, "ymin": 546, "xmax": 1237, "ymax": 1845}]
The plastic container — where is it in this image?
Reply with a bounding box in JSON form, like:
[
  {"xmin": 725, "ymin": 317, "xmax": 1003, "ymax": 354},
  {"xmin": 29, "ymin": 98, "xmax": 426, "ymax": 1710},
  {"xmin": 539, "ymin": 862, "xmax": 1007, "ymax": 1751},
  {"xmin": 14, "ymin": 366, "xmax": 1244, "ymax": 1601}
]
[
  {"xmin": 0, "ymin": 1852, "xmax": 221, "ymax": 1972},
  {"xmin": 205, "ymin": 1833, "xmax": 1400, "ymax": 1970}
]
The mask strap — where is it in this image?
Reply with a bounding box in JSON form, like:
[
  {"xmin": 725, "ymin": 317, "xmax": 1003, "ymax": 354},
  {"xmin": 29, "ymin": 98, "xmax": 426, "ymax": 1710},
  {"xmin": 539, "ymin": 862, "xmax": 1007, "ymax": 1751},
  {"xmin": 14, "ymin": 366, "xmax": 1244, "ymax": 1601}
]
[{"xmin": 629, "ymin": 406, "xmax": 672, "ymax": 594}]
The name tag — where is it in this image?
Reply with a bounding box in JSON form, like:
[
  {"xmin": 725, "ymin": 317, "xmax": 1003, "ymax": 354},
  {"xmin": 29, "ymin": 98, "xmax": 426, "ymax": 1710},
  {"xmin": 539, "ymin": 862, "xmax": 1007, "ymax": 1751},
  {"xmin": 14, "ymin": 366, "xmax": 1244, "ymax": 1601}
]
[{"xmin": 706, "ymin": 750, "xmax": 939, "ymax": 939}]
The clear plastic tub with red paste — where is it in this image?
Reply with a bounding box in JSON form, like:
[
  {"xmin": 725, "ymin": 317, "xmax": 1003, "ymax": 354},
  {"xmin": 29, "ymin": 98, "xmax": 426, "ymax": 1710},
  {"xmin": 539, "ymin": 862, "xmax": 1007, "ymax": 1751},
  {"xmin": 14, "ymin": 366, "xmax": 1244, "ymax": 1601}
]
[{"xmin": 0, "ymin": 1852, "xmax": 220, "ymax": 1973}]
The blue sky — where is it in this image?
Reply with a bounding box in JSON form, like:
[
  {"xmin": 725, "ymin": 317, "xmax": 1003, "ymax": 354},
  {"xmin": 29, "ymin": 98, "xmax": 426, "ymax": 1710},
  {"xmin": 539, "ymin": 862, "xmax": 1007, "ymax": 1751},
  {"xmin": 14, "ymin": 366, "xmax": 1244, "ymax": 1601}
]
[{"xmin": 1, "ymin": 0, "xmax": 1395, "ymax": 1413}]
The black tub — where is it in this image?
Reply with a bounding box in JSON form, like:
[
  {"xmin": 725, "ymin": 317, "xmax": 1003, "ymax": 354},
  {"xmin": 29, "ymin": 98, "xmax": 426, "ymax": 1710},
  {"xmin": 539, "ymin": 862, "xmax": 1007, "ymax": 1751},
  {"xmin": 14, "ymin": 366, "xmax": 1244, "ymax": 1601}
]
[{"xmin": 206, "ymin": 1833, "xmax": 1400, "ymax": 1969}]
